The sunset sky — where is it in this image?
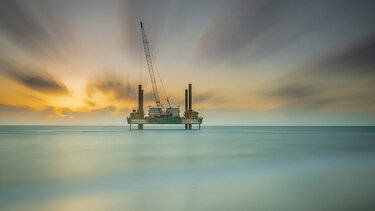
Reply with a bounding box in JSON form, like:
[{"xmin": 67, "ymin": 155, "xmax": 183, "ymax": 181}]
[{"xmin": 0, "ymin": 0, "xmax": 375, "ymax": 125}]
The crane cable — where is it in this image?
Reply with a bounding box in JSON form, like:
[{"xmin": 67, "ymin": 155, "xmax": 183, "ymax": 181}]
[{"xmin": 149, "ymin": 46, "xmax": 172, "ymax": 108}]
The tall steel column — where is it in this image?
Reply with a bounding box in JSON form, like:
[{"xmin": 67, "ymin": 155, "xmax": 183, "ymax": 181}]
[
  {"xmin": 185, "ymin": 89, "xmax": 188, "ymax": 130},
  {"xmin": 188, "ymin": 84, "xmax": 192, "ymax": 130},
  {"xmin": 138, "ymin": 84, "xmax": 143, "ymax": 130}
]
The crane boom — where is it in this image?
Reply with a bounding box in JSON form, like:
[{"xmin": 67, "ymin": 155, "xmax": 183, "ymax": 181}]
[{"xmin": 140, "ymin": 22, "xmax": 162, "ymax": 107}]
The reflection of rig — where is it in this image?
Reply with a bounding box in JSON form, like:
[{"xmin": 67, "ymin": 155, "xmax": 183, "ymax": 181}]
[
  {"xmin": 127, "ymin": 22, "xmax": 202, "ymax": 130},
  {"xmin": 127, "ymin": 83, "xmax": 203, "ymax": 130}
]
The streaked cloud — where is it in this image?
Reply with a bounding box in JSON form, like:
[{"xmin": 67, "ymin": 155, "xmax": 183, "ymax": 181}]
[
  {"xmin": 310, "ymin": 35, "xmax": 375, "ymax": 75},
  {"xmin": 0, "ymin": 0, "xmax": 67, "ymax": 59},
  {"xmin": 264, "ymin": 34, "xmax": 375, "ymax": 111},
  {"xmin": 195, "ymin": 0, "xmax": 375, "ymax": 65},
  {"xmin": 0, "ymin": 58, "xmax": 69, "ymax": 94},
  {"xmin": 86, "ymin": 75, "xmax": 136, "ymax": 102},
  {"xmin": 117, "ymin": 0, "xmax": 170, "ymax": 56},
  {"xmin": 0, "ymin": 0, "xmax": 374, "ymax": 125}
]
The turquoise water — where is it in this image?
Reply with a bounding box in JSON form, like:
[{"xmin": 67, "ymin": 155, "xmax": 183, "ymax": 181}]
[{"xmin": 0, "ymin": 126, "xmax": 375, "ymax": 210}]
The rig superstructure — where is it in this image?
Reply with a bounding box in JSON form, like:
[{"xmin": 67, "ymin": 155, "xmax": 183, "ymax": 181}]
[{"xmin": 127, "ymin": 22, "xmax": 203, "ymax": 130}]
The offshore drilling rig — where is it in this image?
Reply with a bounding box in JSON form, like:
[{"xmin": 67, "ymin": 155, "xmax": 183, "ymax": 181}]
[{"xmin": 127, "ymin": 22, "xmax": 203, "ymax": 130}]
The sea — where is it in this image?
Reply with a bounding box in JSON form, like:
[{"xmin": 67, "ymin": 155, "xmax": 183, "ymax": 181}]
[{"xmin": 0, "ymin": 126, "xmax": 374, "ymax": 211}]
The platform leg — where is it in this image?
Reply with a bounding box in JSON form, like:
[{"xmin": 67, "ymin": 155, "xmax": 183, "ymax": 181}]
[
  {"xmin": 138, "ymin": 124, "xmax": 143, "ymax": 130},
  {"xmin": 189, "ymin": 124, "xmax": 192, "ymax": 130},
  {"xmin": 199, "ymin": 124, "xmax": 201, "ymax": 130},
  {"xmin": 185, "ymin": 124, "xmax": 187, "ymax": 130},
  {"xmin": 130, "ymin": 124, "xmax": 131, "ymax": 130}
]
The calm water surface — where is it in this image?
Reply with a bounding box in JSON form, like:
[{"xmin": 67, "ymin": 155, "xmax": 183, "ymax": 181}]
[{"xmin": 0, "ymin": 126, "xmax": 374, "ymax": 210}]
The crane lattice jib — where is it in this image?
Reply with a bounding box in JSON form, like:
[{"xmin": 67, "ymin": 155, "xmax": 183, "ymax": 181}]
[{"xmin": 140, "ymin": 22, "xmax": 161, "ymax": 107}]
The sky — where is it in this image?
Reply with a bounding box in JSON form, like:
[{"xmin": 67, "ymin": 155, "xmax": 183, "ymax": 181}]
[{"xmin": 0, "ymin": 0, "xmax": 375, "ymax": 125}]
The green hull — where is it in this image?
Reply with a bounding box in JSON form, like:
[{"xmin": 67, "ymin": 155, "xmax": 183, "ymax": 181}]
[
  {"xmin": 149, "ymin": 118, "xmax": 181, "ymax": 124},
  {"xmin": 127, "ymin": 117, "xmax": 202, "ymax": 124}
]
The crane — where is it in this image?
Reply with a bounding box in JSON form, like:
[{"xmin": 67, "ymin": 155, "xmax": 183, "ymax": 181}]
[
  {"xmin": 127, "ymin": 22, "xmax": 203, "ymax": 129},
  {"xmin": 140, "ymin": 21, "xmax": 165, "ymax": 108}
]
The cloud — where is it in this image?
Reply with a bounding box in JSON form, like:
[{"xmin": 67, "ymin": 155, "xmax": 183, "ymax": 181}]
[
  {"xmin": 0, "ymin": 103, "xmax": 132, "ymax": 124},
  {"xmin": 310, "ymin": 35, "xmax": 375, "ymax": 76},
  {"xmin": 266, "ymin": 82, "xmax": 333, "ymax": 110},
  {"xmin": 270, "ymin": 84, "xmax": 316, "ymax": 100},
  {"xmin": 170, "ymin": 89, "xmax": 230, "ymax": 110},
  {"xmin": 117, "ymin": 0, "xmax": 170, "ymax": 56},
  {"xmin": 193, "ymin": 90, "xmax": 228, "ymax": 105},
  {"xmin": 195, "ymin": 0, "xmax": 375, "ymax": 63},
  {"xmin": 0, "ymin": 58, "xmax": 69, "ymax": 94},
  {"xmin": 84, "ymin": 99, "xmax": 97, "ymax": 107},
  {"xmin": 85, "ymin": 70, "xmax": 159, "ymax": 107},
  {"xmin": 9, "ymin": 71, "xmax": 69, "ymax": 94},
  {"xmin": 86, "ymin": 75, "xmax": 137, "ymax": 102},
  {"xmin": 0, "ymin": 104, "xmax": 72, "ymax": 120},
  {"xmin": 264, "ymin": 34, "xmax": 375, "ymax": 111},
  {"xmin": 0, "ymin": 0, "xmax": 64, "ymax": 58},
  {"xmin": 85, "ymin": 72, "xmax": 230, "ymax": 111}
]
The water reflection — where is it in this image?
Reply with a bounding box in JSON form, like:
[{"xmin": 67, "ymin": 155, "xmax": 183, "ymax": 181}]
[{"xmin": 0, "ymin": 126, "xmax": 374, "ymax": 210}]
